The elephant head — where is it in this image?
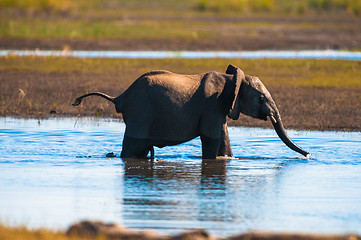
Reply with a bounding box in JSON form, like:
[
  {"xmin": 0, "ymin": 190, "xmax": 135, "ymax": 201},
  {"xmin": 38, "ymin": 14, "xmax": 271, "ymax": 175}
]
[{"xmin": 226, "ymin": 65, "xmax": 310, "ymax": 158}]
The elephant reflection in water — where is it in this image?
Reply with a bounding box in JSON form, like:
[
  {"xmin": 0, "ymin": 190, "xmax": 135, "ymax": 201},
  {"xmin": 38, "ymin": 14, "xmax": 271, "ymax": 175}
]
[
  {"xmin": 122, "ymin": 158, "xmax": 228, "ymax": 223},
  {"xmin": 121, "ymin": 158, "xmax": 283, "ymax": 229},
  {"xmin": 73, "ymin": 65, "xmax": 309, "ymax": 159},
  {"xmin": 123, "ymin": 158, "xmax": 227, "ymax": 182}
]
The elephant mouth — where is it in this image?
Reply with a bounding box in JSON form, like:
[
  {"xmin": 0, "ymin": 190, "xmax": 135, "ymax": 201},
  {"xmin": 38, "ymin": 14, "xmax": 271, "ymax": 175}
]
[
  {"xmin": 257, "ymin": 110, "xmax": 268, "ymax": 121},
  {"xmin": 259, "ymin": 113, "xmax": 268, "ymax": 121}
]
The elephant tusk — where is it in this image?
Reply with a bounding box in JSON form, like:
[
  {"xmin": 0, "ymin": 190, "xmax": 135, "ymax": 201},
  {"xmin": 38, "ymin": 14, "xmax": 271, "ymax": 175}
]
[{"xmin": 270, "ymin": 115, "xmax": 277, "ymax": 125}]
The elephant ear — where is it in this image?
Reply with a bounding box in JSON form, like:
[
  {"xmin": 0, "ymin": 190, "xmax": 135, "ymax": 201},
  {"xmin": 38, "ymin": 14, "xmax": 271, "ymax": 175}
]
[{"xmin": 226, "ymin": 64, "xmax": 245, "ymax": 120}]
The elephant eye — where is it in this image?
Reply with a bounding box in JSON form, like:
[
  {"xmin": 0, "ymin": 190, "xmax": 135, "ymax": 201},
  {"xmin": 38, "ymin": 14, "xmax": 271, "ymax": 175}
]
[{"xmin": 259, "ymin": 95, "xmax": 265, "ymax": 104}]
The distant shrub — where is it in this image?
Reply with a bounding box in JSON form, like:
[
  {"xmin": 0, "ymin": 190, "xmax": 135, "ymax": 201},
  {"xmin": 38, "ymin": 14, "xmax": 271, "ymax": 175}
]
[
  {"xmin": 194, "ymin": 0, "xmax": 278, "ymax": 13},
  {"xmin": 347, "ymin": 0, "xmax": 361, "ymax": 16},
  {"xmin": 194, "ymin": 0, "xmax": 246, "ymax": 13},
  {"xmin": 248, "ymin": 0, "xmax": 276, "ymax": 12},
  {"xmin": 194, "ymin": 0, "xmax": 361, "ymax": 16},
  {"xmin": 307, "ymin": 0, "xmax": 361, "ymax": 16}
]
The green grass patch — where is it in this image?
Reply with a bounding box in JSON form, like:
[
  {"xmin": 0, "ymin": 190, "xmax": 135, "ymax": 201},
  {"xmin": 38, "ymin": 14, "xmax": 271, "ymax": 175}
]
[{"xmin": 1, "ymin": 56, "xmax": 361, "ymax": 88}]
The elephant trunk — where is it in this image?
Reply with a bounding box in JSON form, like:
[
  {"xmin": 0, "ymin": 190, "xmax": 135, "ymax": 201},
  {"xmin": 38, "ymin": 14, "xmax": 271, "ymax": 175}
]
[{"xmin": 269, "ymin": 114, "xmax": 310, "ymax": 158}]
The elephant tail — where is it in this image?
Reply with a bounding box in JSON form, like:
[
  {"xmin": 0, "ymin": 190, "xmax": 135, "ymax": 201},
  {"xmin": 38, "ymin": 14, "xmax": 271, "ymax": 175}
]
[{"xmin": 72, "ymin": 92, "xmax": 115, "ymax": 106}]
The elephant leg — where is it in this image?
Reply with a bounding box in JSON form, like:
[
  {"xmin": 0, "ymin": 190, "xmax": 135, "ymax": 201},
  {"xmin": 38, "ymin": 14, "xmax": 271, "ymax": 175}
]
[
  {"xmin": 121, "ymin": 136, "xmax": 153, "ymax": 158},
  {"xmin": 217, "ymin": 122, "xmax": 233, "ymax": 157},
  {"xmin": 200, "ymin": 135, "xmax": 221, "ymax": 159}
]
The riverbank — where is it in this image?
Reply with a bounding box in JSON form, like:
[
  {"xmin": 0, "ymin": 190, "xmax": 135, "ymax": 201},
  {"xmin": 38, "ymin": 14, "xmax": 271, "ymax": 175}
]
[{"xmin": 1, "ymin": 57, "xmax": 360, "ymax": 131}]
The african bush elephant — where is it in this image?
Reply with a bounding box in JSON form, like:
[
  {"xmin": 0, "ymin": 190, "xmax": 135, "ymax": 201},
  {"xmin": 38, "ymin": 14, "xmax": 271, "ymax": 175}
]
[{"xmin": 72, "ymin": 64, "xmax": 309, "ymax": 159}]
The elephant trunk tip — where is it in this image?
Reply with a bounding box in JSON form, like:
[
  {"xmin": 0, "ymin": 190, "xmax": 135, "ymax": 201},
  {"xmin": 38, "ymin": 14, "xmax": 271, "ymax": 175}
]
[{"xmin": 72, "ymin": 98, "xmax": 82, "ymax": 106}]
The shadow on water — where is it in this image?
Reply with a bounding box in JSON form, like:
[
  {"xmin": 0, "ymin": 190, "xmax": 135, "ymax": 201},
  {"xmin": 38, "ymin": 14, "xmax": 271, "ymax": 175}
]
[{"xmin": 1, "ymin": 118, "xmax": 361, "ymax": 236}]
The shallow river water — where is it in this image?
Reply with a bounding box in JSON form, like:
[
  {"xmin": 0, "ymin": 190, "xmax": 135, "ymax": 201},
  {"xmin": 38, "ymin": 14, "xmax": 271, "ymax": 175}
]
[{"xmin": 1, "ymin": 117, "xmax": 361, "ymax": 237}]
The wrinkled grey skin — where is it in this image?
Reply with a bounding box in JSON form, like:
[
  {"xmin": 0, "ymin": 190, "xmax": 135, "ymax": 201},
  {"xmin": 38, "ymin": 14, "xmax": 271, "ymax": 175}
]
[{"xmin": 73, "ymin": 64, "xmax": 309, "ymax": 159}]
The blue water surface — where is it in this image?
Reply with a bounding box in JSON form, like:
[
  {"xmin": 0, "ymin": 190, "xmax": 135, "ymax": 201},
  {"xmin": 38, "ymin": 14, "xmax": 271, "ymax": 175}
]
[{"xmin": 0, "ymin": 117, "xmax": 360, "ymax": 237}]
